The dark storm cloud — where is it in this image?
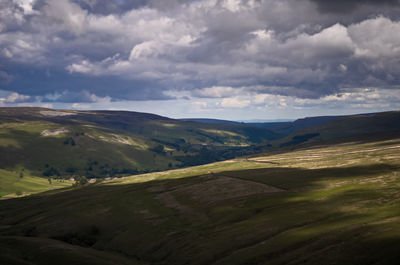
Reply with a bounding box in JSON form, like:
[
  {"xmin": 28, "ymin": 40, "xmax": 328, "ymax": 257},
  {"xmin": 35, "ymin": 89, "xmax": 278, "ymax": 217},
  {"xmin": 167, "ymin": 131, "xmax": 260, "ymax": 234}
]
[
  {"xmin": 68, "ymin": 0, "xmax": 194, "ymax": 14},
  {"xmin": 0, "ymin": 0, "xmax": 399, "ymax": 104},
  {"xmin": 309, "ymin": 0, "xmax": 400, "ymax": 14},
  {"xmin": 0, "ymin": 70, "xmax": 12, "ymax": 84},
  {"xmin": 71, "ymin": 0, "xmax": 148, "ymax": 15},
  {"xmin": 2, "ymin": 65, "xmax": 173, "ymax": 102}
]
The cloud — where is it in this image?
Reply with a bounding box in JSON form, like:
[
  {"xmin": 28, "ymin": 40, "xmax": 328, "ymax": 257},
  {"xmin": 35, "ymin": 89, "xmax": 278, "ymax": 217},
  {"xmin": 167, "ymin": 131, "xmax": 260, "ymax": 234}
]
[
  {"xmin": 0, "ymin": 70, "xmax": 13, "ymax": 84},
  {"xmin": 349, "ymin": 16, "xmax": 400, "ymax": 59},
  {"xmin": 0, "ymin": 0, "xmax": 399, "ymax": 110},
  {"xmin": 71, "ymin": 0, "xmax": 147, "ymax": 15},
  {"xmin": 43, "ymin": 90, "xmax": 111, "ymax": 103},
  {"xmin": 283, "ymin": 23, "xmax": 354, "ymax": 61},
  {"xmin": 43, "ymin": 0, "xmax": 88, "ymax": 35},
  {"xmin": 14, "ymin": 0, "xmax": 39, "ymax": 15},
  {"xmin": 0, "ymin": 92, "xmax": 31, "ymax": 103},
  {"xmin": 309, "ymin": 0, "xmax": 400, "ymax": 14},
  {"xmin": 72, "ymin": 102, "xmax": 90, "ymax": 109},
  {"xmin": 193, "ymin": 86, "xmax": 243, "ymax": 98},
  {"xmin": 2, "ymin": 48, "xmax": 13, "ymax": 58},
  {"xmin": 293, "ymin": 87, "xmax": 400, "ymax": 110},
  {"xmin": 220, "ymin": 97, "xmax": 251, "ymax": 108},
  {"xmin": 66, "ymin": 60, "xmax": 93, "ymax": 74}
]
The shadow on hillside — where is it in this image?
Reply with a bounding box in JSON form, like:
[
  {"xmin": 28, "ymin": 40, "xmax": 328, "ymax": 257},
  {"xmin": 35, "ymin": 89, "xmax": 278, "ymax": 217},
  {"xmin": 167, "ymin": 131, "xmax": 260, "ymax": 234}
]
[
  {"xmin": 219, "ymin": 163, "xmax": 400, "ymax": 189},
  {"xmin": 0, "ymin": 162, "xmax": 399, "ymax": 265}
]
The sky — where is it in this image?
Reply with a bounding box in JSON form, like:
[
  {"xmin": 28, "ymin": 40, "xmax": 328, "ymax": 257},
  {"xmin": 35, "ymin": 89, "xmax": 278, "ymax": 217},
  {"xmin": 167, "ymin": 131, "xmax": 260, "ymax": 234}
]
[{"xmin": 0, "ymin": 0, "xmax": 400, "ymax": 120}]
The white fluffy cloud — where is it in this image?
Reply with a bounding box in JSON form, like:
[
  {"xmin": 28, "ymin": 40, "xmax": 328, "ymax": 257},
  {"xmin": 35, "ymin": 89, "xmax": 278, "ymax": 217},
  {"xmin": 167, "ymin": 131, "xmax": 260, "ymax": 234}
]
[
  {"xmin": 0, "ymin": 0, "xmax": 399, "ymax": 114},
  {"xmin": 43, "ymin": 0, "xmax": 88, "ymax": 35},
  {"xmin": 220, "ymin": 96, "xmax": 251, "ymax": 108},
  {"xmin": 58, "ymin": 11, "xmax": 400, "ymax": 99},
  {"xmin": 349, "ymin": 17, "xmax": 400, "ymax": 58},
  {"xmin": 0, "ymin": 92, "xmax": 30, "ymax": 103},
  {"xmin": 193, "ymin": 86, "xmax": 242, "ymax": 98}
]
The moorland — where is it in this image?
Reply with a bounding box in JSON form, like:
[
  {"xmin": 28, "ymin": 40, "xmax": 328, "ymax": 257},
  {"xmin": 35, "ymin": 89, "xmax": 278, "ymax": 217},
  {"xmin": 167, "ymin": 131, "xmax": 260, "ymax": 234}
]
[{"xmin": 0, "ymin": 108, "xmax": 399, "ymax": 264}]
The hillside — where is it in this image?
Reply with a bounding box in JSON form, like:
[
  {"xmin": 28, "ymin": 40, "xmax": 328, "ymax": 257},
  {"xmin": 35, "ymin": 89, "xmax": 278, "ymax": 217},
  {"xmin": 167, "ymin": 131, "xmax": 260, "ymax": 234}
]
[
  {"xmin": 0, "ymin": 107, "xmax": 282, "ymax": 183},
  {"xmin": 1, "ymin": 108, "xmax": 400, "ymax": 198},
  {"xmin": 276, "ymin": 111, "xmax": 400, "ymax": 148},
  {"xmin": 243, "ymin": 116, "xmax": 342, "ymax": 134},
  {"xmin": 1, "ymin": 137, "xmax": 399, "ymax": 264},
  {"xmin": 179, "ymin": 118, "xmax": 242, "ymax": 125},
  {"xmin": 0, "ymin": 169, "xmax": 73, "ymax": 198}
]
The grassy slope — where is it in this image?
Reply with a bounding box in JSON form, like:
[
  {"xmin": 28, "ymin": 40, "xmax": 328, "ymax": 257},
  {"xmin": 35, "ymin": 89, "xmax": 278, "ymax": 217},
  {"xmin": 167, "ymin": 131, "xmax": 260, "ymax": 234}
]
[
  {"xmin": 0, "ymin": 169, "xmax": 73, "ymax": 198},
  {"xmin": 1, "ymin": 137, "xmax": 399, "ymax": 264},
  {"xmin": 0, "ymin": 107, "xmax": 281, "ymax": 182}
]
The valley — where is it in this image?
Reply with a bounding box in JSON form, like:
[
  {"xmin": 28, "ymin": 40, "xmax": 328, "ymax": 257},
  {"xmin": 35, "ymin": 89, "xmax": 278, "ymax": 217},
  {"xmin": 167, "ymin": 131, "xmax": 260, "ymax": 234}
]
[
  {"xmin": 1, "ymin": 131, "xmax": 399, "ymax": 264},
  {"xmin": 0, "ymin": 108, "xmax": 399, "ymax": 264},
  {"xmin": 3, "ymin": 1, "xmax": 400, "ymax": 264},
  {"xmin": 0, "ymin": 107, "xmax": 282, "ymax": 191}
]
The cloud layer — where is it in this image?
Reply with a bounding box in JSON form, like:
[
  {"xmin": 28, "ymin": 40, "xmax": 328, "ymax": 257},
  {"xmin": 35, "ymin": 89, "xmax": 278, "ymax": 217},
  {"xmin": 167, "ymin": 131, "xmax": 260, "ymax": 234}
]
[{"xmin": 0, "ymin": 0, "xmax": 399, "ymax": 117}]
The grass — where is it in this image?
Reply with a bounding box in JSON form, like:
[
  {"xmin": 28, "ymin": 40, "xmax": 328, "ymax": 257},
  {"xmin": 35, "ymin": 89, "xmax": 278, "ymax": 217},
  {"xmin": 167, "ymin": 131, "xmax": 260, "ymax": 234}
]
[
  {"xmin": 0, "ymin": 137, "xmax": 399, "ymax": 264},
  {"xmin": 0, "ymin": 169, "xmax": 73, "ymax": 198},
  {"xmin": 0, "ymin": 107, "xmax": 282, "ymax": 182}
]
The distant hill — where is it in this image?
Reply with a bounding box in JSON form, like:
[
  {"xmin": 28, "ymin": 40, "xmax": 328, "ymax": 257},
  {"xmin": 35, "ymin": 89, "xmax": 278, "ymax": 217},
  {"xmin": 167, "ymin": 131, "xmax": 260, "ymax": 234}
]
[
  {"xmin": 277, "ymin": 111, "xmax": 400, "ymax": 148},
  {"xmin": 244, "ymin": 121, "xmax": 292, "ymax": 130},
  {"xmin": 182, "ymin": 116, "xmax": 343, "ymax": 134},
  {"xmin": 248, "ymin": 115, "xmax": 343, "ymax": 134},
  {"xmin": 180, "ymin": 118, "xmax": 242, "ymax": 125},
  {"xmin": 1, "ymin": 107, "xmax": 400, "ymax": 198},
  {"xmin": 0, "ymin": 107, "xmax": 282, "ymax": 181},
  {"xmin": 1, "ymin": 108, "xmax": 400, "ymax": 265},
  {"xmin": 239, "ymin": 119, "xmax": 295, "ymax": 123}
]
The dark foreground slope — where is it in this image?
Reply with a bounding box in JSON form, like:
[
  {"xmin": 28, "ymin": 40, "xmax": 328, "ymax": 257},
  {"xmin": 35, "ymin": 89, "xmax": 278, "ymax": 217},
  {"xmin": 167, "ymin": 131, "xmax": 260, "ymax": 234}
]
[{"xmin": 1, "ymin": 138, "xmax": 400, "ymax": 265}]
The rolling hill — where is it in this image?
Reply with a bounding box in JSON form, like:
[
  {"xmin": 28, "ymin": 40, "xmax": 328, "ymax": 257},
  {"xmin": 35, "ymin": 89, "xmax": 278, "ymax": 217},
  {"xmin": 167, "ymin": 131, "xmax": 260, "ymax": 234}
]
[
  {"xmin": 1, "ymin": 108, "xmax": 400, "ymax": 199},
  {"xmin": 0, "ymin": 107, "xmax": 282, "ymax": 183},
  {"xmin": 179, "ymin": 118, "xmax": 242, "ymax": 125},
  {"xmin": 1, "ymin": 136, "xmax": 399, "ymax": 264},
  {"xmin": 276, "ymin": 111, "xmax": 400, "ymax": 148},
  {"xmin": 1, "ymin": 108, "xmax": 400, "ymax": 264}
]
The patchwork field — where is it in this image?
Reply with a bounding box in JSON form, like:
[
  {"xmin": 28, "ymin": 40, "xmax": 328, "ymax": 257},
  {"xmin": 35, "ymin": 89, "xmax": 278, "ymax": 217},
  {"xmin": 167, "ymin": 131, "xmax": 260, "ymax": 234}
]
[{"xmin": 1, "ymin": 137, "xmax": 399, "ymax": 264}]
